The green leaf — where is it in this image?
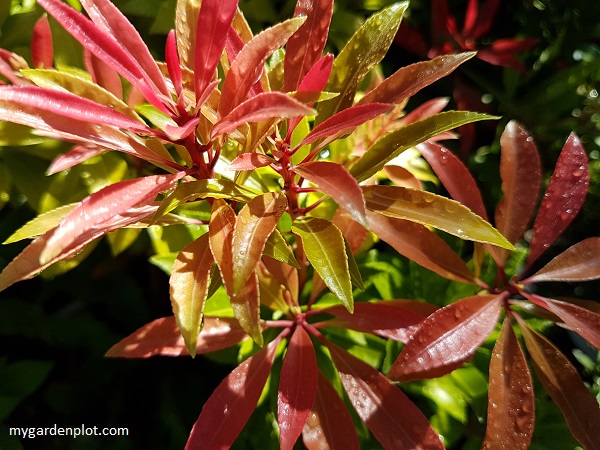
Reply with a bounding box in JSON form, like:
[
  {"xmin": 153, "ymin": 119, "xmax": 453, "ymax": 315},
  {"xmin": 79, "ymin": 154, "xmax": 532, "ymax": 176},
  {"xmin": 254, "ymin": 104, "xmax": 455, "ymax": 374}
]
[
  {"xmin": 0, "ymin": 360, "xmax": 54, "ymax": 421},
  {"xmin": 364, "ymin": 185, "xmax": 514, "ymax": 249},
  {"xmin": 0, "ymin": 122, "xmax": 48, "ymax": 146},
  {"xmin": 350, "ymin": 111, "xmax": 497, "ymax": 182},
  {"xmin": 3, "ymin": 203, "xmax": 77, "ymax": 244},
  {"xmin": 263, "ymin": 229, "xmax": 300, "ymax": 269},
  {"xmin": 291, "ymin": 217, "xmax": 353, "ymax": 312},
  {"xmin": 136, "ymin": 104, "xmax": 178, "ymax": 129},
  {"xmin": 315, "ymin": 2, "xmax": 408, "ymax": 123}
]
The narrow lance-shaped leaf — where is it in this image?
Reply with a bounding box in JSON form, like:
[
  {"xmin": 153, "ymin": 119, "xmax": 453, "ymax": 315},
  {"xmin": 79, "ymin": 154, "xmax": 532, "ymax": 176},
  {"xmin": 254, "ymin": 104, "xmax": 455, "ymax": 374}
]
[
  {"xmin": 209, "ymin": 199, "xmax": 236, "ymax": 296},
  {"xmin": 84, "ymin": 49, "xmax": 124, "ymax": 99},
  {"xmin": 4, "ymin": 203, "xmax": 77, "ymax": 244},
  {"xmin": 315, "ymin": 2, "xmax": 408, "ymax": 123},
  {"xmin": 169, "ymin": 234, "xmax": 214, "ymax": 357},
  {"xmin": 358, "ymin": 52, "xmax": 476, "ymax": 105},
  {"xmin": 32, "ymin": 15, "xmax": 53, "ymax": 69},
  {"xmin": 262, "ymin": 230, "xmax": 300, "ymax": 269},
  {"xmin": 367, "ymin": 211, "xmax": 474, "ymax": 282},
  {"xmin": 524, "ymin": 237, "xmax": 600, "ymax": 283},
  {"xmin": 175, "ymin": 0, "xmax": 200, "ymax": 71},
  {"xmin": 350, "ymin": 111, "xmax": 496, "ymax": 182},
  {"xmin": 482, "ymin": 315, "xmax": 534, "ymax": 450},
  {"xmin": 232, "ymin": 192, "xmax": 287, "ymax": 295},
  {"xmin": 388, "ymin": 294, "xmax": 503, "ymax": 382},
  {"xmin": 105, "ymin": 316, "xmax": 248, "ymax": 358},
  {"xmin": 228, "ymin": 153, "xmax": 276, "ymax": 171},
  {"xmin": 364, "ymin": 185, "xmax": 513, "ymax": 249},
  {"xmin": 517, "ymin": 318, "xmax": 600, "ymax": 450},
  {"xmin": 295, "ymin": 161, "xmax": 368, "ymax": 228},
  {"xmin": 325, "ymin": 341, "xmax": 444, "ymax": 450},
  {"xmin": 302, "ymin": 372, "xmax": 360, "ymax": 450},
  {"xmin": 292, "ymin": 217, "xmax": 353, "ymax": 312},
  {"xmin": 278, "ymin": 325, "xmax": 318, "ymax": 450},
  {"xmin": 185, "ymin": 336, "xmax": 282, "ymax": 450},
  {"xmin": 219, "ymin": 17, "xmax": 306, "ymax": 117},
  {"xmin": 525, "ymin": 133, "xmax": 589, "ymax": 269},
  {"xmin": 41, "ymin": 172, "xmax": 185, "ymax": 264},
  {"xmin": 284, "ymin": 0, "xmax": 334, "ymax": 92},
  {"xmin": 230, "ymin": 272, "xmax": 263, "ymax": 346}
]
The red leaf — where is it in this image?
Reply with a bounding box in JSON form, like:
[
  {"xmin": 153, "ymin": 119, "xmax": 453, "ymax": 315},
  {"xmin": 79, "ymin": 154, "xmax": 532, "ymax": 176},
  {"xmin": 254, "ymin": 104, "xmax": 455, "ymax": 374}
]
[
  {"xmin": 469, "ymin": 0, "xmax": 500, "ymax": 39},
  {"xmin": 194, "ymin": 0, "xmax": 238, "ymax": 103},
  {"xmin": 367, "ymin": 211, "xmax": 474, "ymax": 283},
  {"xmin": 482, "ymin": 315, "xmax": 534, "ymax": 450},
  {"xmin": 524, "ymin": 237, "xmax": 600, "ymax": 283},
  {"xmin": 297, "ymin": 53, "xmax": 334, "ymax": 93},
  {"xmin": 325, "ymin": 341, "xmax": 444, "ymax": 450},
  {"xmin": 47, "ymin": 145, "xmax": 106, "ymax": 175},
  {"xmin": 331, "ymin": 208, "xmax": 368, "ymax": 254},
  {"xmin": 219, "ymin": 18, "xmax": 306, "ymax": 117},
  {"xmin": 388, "ymin": 294, "xmax": 503, "ymax": 382},
  {"xmin": 84, "ymin": 49, "xmax": 123, "ymax": 99},
  {"xmin": 230, "ymin": 272, "xmax": 263, "ymax": 346},
  {"xmin": 526, "ymin": 133, "xmax": 589, "ymax": 268},
  {"xmin": 228, "ymin": 153, "xmax": 276, "ymax": 171},
  {"xmin": 419, "ymin": 141, "xmax": 488, "ymax": 219},
  {"xmin": 185, "ymin": 336, "xmax": 281, "ymax": 450},
  {"xmin": 212, "ymin": 92, "xmax": 314, "ymax": 138},
  {"xmin": 518, "ymin": 319, "xmax": 600, "ymax": 450},
  {"xmin": 32, "ymin": 15, "xmax": 53, "ymax": 69},
  {"xmin": 278, "ymin": 325, "xmax": 318, "ymax": 450},
  {"xmin": 322, "ymin": 301, "xmax": 428, "ymax": 343},
  {"xmin": 302, "ymin": 372, "xmax": 360, "ymax": 450},
  {"xmin": 165, "ymin": 30, "xmax": 183, "ymax": 101},
  {"xmin": 105, "ymin": 316, "xmax": 248, "ymax": 358},
  {"xmin": 209, "ymin": 199, "xmax": 236, "ymax": 294},
  {"xmin": 41, "ymin": 172, "xmax": 185, "ymax": 264},
  {"xmin": 295, "ymin": 161, "xmax": 368, "ymax": 228}
]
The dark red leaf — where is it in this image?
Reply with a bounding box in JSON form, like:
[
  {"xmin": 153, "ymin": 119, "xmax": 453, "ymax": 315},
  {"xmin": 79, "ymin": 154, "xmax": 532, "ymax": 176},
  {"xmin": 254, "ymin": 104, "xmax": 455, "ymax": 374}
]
[
  {"xmin": 32, "ymin": 15, "xmax": 53, "ymax": 69},
  {"xmin": 388, "ymin": 294, "xmax": 503, "ymax": 382},
  {"xmin": 482, "ymin": 315, "xmax": 534, "ymax": 450},
  {"xmin": 185, "ymin": 336, "xmax": 281, "ymax": 450},
  {"xmin": 518, "ymin": 319, "xmax": 600, "ymax": 450},
  {"xmin": 469, "ymin": 0, "xmax": 500, "ymax": 39},
  {"xmin": 325, "ymin": 341, "xmax": 444, "ymax": 450},
  {"xmin": 278, "ymin": 325, "xmax": 318, "ymax": 450},
  {"xmin": 105, "ymin": 316, "xmax": 248, "ymax": 358},
  {"xmin": 302, "ymin": 372, "xmax": 360, "ymax": 450},
  {"xmin": 526, "ymin": 134, "xmax": 589, "ymax": 268}
]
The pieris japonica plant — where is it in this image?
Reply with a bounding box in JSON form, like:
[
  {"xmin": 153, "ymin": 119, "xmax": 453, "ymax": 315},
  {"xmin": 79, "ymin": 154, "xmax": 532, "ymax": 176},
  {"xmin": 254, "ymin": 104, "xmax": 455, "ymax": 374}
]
[{"xmin": 0, "ymin": 0, "xmax": 598, "ymax": 448}]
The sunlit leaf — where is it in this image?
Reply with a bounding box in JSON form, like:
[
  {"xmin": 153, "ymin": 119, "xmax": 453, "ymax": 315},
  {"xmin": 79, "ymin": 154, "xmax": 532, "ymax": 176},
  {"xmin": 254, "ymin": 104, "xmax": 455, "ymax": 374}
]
[
  {"xmin": 3, "ymin": 204, "xmax": 77, "ymax": 244},
  {"xmin": 388, "ymin": 294, "xmax": 503, "ymax": 382},
  {"xmin": 228, "ymin": 153, "xmax": 276, "ymax": 171},
  {"xmin": 526, "ymin": 133, "xmax": 589, "ymax": 268},
  {"xmin": 364, "ymin": 185, "xmax": 513, "ymax": 249},
  {"xmin": 284, "ymin": 0, "xmax": 334, "ymax": 92},
  {"xmin": 316, "ymin": 2, "xmax": 408, "ymax": 123},
  {"xmin": 325, "ymin": 341, "xmax": 444, "ymax": 450},
  {"xmin": 518, "ymin": 320, "xmax": 600, "ymax": 449},
  {"xmin": 292, "ymin": 217, "xmax": 353, "ymax": 312},
  {"xmin": 482, "ymin": 316, "xmax": 534, "ymax": 450},
  {"xmin": 105, "ymin": 316, "xmax": 247, "ymax": 358},
  {"xmin": 169, "ymin": 234, "xmax": 213, "ymax": 357},
  {"xmin": 279, "ymin": 325, "xmax": 318, "ymax": 450},
  {"xmin": 32, "ymin": 15, "xmax": 53, "ymax": 69},
  {"xmin": 302, "ymin": 372, "xmax": 360, "ymax": 450},
  {"xmin": 230, "ymin": 272, "xmax": 263, "ymax": 346},
  {"xmin": 175, "ymin": 0, "xmax": 200, "ymax": 71},
  {"xmin": 185, "ymin": 336, "xmax": 281, "ymax": 450},
  {"xmin": 209, "ymin": 199, "xmax": 236, "ymax": 296},
  {"xmin": 295, "ymin": 161, "xmax": 368, "ymax": 228},
  {"xmin": 263, "ymin": 230, "xmax": 300, "ymax": 269},
  {"xmin": 232, "ymin": 192, "xmax": 287, "ymax": 295},
  {"xmin": 350, "ymin": 111, "xmax": 496, "ymax": 182},
  {"xmin": 524, "ymin": 238, "xmax": 600, "ymax": 283}
]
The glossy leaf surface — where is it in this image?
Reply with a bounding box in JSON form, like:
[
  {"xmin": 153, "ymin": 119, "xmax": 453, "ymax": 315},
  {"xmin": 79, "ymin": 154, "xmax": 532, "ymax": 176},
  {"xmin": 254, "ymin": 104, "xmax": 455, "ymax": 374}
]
[
  {"xmin": 32, "ymin": 15, "xmax": 53, "ymax": 69},
  {"xmin": 278, "ymin": 325, "xmax": 318, "ymax": 450},
  {"xmin": 169, "ymin": 233, "xmax": 213, "ymax": 356},
  {"xmin": 105, "ymin": 316, "xmax": 247, "ymax": 358},
  {"xmin": 4, "ymin": 204, "xmax": 77, "ymax": 244},
  {"xmin": 230, "ymin": 272, "xmax": 263, "ymax": 346},
  {"xmin": 364, "ymin": 185, "xmax": 513, "ymax": 249},
  {"xmin": 228, "ymin": 153, "xmax": 276, "ymax": 171},
  {"xmin": 388, "ymin": 294, "xmax": 503, "ymax": 381},
  {"xmin": 209, "ymin": 199, "xmax": 237, "ymax": 294},
  {"xmin": 263, "ymin": 230, "xmax": 300, "ymax": 269},
  {"xmin": 482, "ymin": 316, "xmax": 534, "ymax": 450},
  {"xmin": 292, "ymin": 217, "xmax": 353, "ymax": 312},
  {"xmin": 185, "ymin": 337, "xmax": 281, "ymax": 450},
  {"xmin": 326, "ymin": 341, "xmax": 444, "ymax": 450}
]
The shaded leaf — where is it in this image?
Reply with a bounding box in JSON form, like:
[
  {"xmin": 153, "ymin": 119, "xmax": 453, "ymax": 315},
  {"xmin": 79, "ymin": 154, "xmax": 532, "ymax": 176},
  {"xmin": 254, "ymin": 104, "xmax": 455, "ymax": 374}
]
[
  {"xmin": 364, "ymin": 185, "xmax": 513, "ymax": 249},
  {"xmin": 228, "ymin": 153, "xmax": 276, "ymax": 171},
  {"xmin": 482, "ymin": 316, "xmax": 534, "ymax": 450},
  {"xmin": 256, "ymin": 262, "xmax": 289, "ymax": 312},
  {"xmin": 32, "ymin": 15, "xmax": 53, "ymax": 69},
  {"xmin": 519, "ymin": 320, "xmax": 600, "ymax": 450},
  {"xmin": 209, "ymin": 199, "xmax": 236, "ymax": 296},
  {"xmin": 526, "ymin": 133, "xmax": 589, "ymax": 268},
  {"xmin": 388, "ymin": 294, "xmax": 503, "ymax": 382},
  {"xmin": 316, "ymin": 2, "xmax": 408, "ymax": 123},
  {"xmin": 279, "ymin": 325, "xmax": 318, "ymax": 450},
  {"xmin": 170, "ymin": 234, "xmax": 214, "ymax": 357},
  {"xmin": 325, "ymin": 341, "xmax": 444, "ymax": 450},
  {"xmin": 263, "ymin": 255, "xmax": 299, "ymax": 304},
  {"xmin": 291, "ymin": 217, "xmax": 353, "ymax": 312},
  {"xmin": 295, "ymin": 161, "xmax": 368, "ymax": 228},
  {"xmin": 230, "ymin": 272, "xmax": 263, "ymax": 346},
  {"xmin": 331, "ymin": 208, "xmax": 368, "ymax": 254},
  {"xmin": 350, "ymin": 111, "xmax": 496, "ymax": 182},
  {"xmin": 105, "ymin": 316, "xmax": 247, "ymax": 358},
  {"xmin": 185, "ymin": 336, "xmax": 281, "ymax": 450},
  {"xmin": 302, "ymin": 372, "xmax": 360, "ymax": 450},
  {"xmin": 524, "ymin": 238, "xmax": 600, "ymax": 283}
]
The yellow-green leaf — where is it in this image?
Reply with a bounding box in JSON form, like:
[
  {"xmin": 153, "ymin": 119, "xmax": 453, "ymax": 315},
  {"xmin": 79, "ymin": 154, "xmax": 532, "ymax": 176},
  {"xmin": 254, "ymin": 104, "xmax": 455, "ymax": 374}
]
[
  {"xmin": 263, "ymin": 229, "xmax": 300, "ymax": 269},
  {"xmin": 291, "ymin": 217, "xmax": 353, "ymax": 312},
  {"xmin": 231, "ymin": 272, "xmax": 263, "ymax": 346},
  {"xmin": 363, "ymin": 185, "xmax": 513, "ymax": 249},
  {"xmin": 3, "ymin": 203, "xmax": 77, "ymax": 244}
]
